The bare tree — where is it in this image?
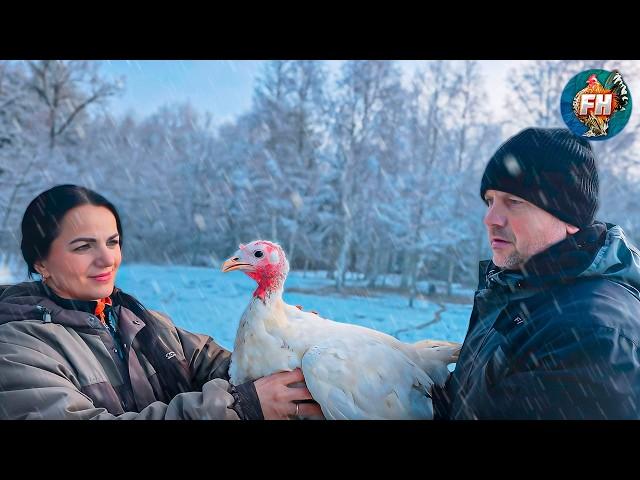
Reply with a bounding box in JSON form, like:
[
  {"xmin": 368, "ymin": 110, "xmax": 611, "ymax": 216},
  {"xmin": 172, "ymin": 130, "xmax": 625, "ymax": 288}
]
[{"xmin": 26, "ymin": 60, "xmax": 121, "ymax": 149}]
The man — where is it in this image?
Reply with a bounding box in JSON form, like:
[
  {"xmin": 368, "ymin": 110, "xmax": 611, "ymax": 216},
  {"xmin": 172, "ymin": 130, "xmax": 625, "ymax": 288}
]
[{"xmin": 434, "ymin": 127, "xmax": 640, "ymax": 419}]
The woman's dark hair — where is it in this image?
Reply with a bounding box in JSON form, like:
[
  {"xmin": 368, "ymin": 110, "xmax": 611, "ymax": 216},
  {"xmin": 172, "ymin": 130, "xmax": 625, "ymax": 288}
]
[{"xmin": 21, "ymin": 184, "xmax": 192, "ymax": 399}]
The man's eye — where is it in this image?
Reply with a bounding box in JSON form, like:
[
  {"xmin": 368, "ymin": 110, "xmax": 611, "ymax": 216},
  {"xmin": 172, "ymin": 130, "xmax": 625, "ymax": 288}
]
[
  {"xmin": 508, "ymin": 198, "xmax": 523, "ymax": 205},
  {"xmin": 108, "ymin": 240, "xmax": 120, "ymax": 246}
]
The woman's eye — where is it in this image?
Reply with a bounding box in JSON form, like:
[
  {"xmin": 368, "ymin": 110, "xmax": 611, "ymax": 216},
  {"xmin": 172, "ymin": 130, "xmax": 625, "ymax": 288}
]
[
  {"xmin": 74, "ymin": 244, "xmax": 90, "ymax": 251},
  {"xmin": 108, "ymin": 240, "xmax": 120, "ymax": 246},
  {"xmin": 254, "ymin": 250, "xmax": 263, "ymax": 258}
]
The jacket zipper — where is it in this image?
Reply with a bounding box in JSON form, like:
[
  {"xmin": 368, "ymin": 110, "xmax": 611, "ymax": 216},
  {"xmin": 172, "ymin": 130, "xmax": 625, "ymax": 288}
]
[{"xmin": 35, "ymin": 305, "xmax": 52, "ymax": 323}]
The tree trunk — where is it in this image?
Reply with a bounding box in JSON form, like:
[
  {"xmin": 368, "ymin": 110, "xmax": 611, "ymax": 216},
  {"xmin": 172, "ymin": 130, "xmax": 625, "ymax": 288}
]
[
  {"xmin": 335, "ymin": 225, "xmax": 352, "ymax": 292},
  {"xmin": 271, "ymin": 215, "xmax": 278, "ymax": 242},
  {"xmin": 1, "ymin": 156, "xmax": 37, "ymax": 232},
  {"xmin": 400, "ymin": 252, "xmax": 412, "ymax": 289},
  {"xmin": 366, "ymin": 247, "xmax": 381, "ymax": 288},
  {"xmin": 408, "ymin": 255, "xmax": 425, "ymax": 308},
  {"xmin": 287, "ymin": 226, "xmax": 298, "ymax": 268},
  {"xmin": 447, "ymin": 257, "xmax": 455, "ymax": 296}
]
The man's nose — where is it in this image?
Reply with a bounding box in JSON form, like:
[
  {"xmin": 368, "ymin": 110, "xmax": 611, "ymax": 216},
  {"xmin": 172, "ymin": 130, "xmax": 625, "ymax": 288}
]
[{"xmin": 484, "ymin": 204, "xmax": 507, "ymax": 228}]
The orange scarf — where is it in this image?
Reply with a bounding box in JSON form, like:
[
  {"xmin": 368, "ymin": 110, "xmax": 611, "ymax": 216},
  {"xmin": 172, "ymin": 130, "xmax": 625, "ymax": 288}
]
[{"xmin": 94, "ymin": 296, "xmax": 113, "ymax": 325}]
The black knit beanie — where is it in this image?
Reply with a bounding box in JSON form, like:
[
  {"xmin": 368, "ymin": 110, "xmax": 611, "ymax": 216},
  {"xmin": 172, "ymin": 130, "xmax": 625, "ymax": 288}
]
[{"xmin": 480, "ymin": 127, "xmax": 599, "ymax": 228}]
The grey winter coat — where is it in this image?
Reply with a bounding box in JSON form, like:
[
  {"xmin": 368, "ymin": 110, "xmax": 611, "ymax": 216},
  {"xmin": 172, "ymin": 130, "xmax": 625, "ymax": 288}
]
[{"xmin": 0, "ymin": 281, "xmax": 260, "ymax": 420}]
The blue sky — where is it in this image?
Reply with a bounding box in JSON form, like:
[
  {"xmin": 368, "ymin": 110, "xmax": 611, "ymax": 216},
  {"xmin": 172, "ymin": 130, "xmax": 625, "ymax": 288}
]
[
  {"xmin": 100, "ymin": 60, "xmax": 519, "ymax": 125},
  {"xmin": 101, "ymin": 60, "xmax": 265, "ymax": 124}
]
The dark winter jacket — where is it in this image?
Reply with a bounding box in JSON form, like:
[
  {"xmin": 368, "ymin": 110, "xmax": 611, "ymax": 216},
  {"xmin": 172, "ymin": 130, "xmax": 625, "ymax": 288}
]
[
  {"xmin": 434, "ymin": 221, "xmax": 640, "ymax": 419},
  {"xmin": 0, "ymin": 281, "xmax": 262, "ymax": 420}
]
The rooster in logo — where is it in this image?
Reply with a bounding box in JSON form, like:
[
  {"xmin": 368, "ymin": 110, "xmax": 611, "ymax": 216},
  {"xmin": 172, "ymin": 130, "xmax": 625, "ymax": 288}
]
[{"xmin": 572, "ymin": 71, "xmax": 629, "ymax": 137}]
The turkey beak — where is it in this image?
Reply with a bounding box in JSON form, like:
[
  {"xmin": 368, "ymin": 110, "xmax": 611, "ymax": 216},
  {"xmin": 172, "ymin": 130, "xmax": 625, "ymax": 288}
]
[{"xmin": 221, "ymin": 256, "xmax": 252, "ymax": 273}]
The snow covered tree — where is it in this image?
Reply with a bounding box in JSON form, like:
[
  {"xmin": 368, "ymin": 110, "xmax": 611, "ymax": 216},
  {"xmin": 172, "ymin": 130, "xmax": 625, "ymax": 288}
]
[
  {"xmin": 330, "ymin": 60, "xmax": 405, "ymax": 291},
  {"xmin": 250, "ymin": 60, "xmax": 331, "ymax": 267}
]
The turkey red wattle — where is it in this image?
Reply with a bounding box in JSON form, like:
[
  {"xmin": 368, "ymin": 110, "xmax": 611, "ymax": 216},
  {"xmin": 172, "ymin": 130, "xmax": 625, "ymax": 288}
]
[
  {"xmin": 246, "ymin": 260, "xmax": 287, "ymax": 301},
  {"xmin": 221, "ymin": 240, "xmax": 289, "ymax": 302}
]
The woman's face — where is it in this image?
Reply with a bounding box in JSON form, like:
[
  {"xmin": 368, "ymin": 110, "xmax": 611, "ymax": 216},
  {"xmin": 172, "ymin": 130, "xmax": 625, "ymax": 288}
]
[{"xmin": 35, "ymin": 205, "xmax": 122, "ymax": 301}]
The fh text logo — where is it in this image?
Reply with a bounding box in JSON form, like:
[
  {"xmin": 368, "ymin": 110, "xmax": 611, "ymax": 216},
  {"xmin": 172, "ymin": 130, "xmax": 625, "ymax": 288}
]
[{"xmin": 578, "ymin": 92, "xmax": 613, "ymax": 116}]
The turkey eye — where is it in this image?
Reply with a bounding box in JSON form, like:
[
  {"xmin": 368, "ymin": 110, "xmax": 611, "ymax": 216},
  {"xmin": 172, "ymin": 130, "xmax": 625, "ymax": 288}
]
[{"xmin": 254, "ymin": 250, "xmax": 263, "ymax": 258}]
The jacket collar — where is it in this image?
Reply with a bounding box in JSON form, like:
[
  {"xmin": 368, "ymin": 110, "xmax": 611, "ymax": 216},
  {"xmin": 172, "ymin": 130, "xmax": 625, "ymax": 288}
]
[
  {"xmin": 478, "ymin": 221, "xmax": 607, "ymax": 291},
  {"xmin": 0, "ymin": 281, "xmax": 145, "ymax": 332}
]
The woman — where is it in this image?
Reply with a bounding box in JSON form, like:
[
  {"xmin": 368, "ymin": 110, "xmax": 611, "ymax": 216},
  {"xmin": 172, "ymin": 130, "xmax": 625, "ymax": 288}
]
[{"xmin": 0, "ymin": 184, "xmax": 323, "ymax": 419}]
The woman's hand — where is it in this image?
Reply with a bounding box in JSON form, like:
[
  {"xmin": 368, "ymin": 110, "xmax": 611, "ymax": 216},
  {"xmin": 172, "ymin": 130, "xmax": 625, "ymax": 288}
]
[{"xmin": 254, "ymin": 368, "xmax": 325, "ymax": 420}]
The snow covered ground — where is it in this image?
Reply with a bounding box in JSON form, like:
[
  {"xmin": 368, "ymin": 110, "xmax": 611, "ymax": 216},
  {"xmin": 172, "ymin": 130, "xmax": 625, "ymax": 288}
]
[
  {"xmin": 116, "ymin": 264, "xmax": 473, "ymax": 351},
  {"xmin": 1, "ymin": 256, "xmax": 474, "ymax": 351}
]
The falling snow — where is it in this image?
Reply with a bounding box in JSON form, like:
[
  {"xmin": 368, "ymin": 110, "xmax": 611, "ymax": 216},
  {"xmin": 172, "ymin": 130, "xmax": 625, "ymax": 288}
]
[{"xmin": 2, "ymin": 60, "xmax": 640, "ymax": 420}]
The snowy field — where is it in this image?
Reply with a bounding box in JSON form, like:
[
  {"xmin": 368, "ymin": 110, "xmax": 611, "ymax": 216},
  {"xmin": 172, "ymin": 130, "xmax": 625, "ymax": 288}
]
[
  {"xmin": 116, "ymin": 264, "xmax": 473, "ymax": 351},
  {"xmin": 1, "ymin": 258, "xmax": 474, "ymax": 351}
]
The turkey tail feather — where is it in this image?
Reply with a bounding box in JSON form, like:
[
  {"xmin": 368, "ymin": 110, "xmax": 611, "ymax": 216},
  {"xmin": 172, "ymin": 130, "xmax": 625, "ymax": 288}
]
[
  {"xmin": 413, "ymin": 339, "xmax": 461, "ymax": 363},
  {"xmin": 411, "ymin": 339, "xmax": 462, "ymax": 386}
]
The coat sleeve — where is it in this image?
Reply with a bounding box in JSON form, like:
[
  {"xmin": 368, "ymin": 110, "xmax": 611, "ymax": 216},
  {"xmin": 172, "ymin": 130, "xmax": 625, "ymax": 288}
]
[
  {"xmin": 431, "ymin": 373, "xmax": 453, "ymax": 420},
  {"xmin": 0, "ymin": 337, "xmax": 245, "ymax": 420},
  {"xmin": 473, "ymin": 316, "xmax": 640, "ymax": 419},
  {"xmin": 149, "ymin": 310, "xmax": 233, "ymax": 386},
  {"xmin": 149, "ymin": 310, "xmax": 264, "ymax": 419}
]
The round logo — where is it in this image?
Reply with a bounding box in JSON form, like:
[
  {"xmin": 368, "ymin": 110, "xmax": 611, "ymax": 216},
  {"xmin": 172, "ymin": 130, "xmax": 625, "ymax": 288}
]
[{"xmin": 560, "ymin": 69, "xmax": 632, "ymax": 140}]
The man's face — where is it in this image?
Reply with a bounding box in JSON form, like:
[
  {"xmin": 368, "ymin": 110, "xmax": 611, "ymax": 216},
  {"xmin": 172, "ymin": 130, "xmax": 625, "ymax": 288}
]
[{"xmin": 483, "ymin": 190, "xmax": 578, "ymax": 269}]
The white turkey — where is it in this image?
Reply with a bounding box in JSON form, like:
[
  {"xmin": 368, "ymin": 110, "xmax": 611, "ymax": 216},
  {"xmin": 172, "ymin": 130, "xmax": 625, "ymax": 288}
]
[{"xmin": 222, "ymin": 240, "xmax": 460, "ymax": 419}]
